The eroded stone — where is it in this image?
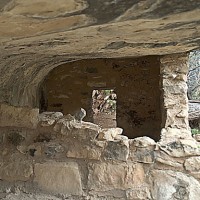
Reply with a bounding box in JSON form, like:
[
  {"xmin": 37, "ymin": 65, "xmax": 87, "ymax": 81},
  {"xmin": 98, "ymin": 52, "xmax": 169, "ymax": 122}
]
[
  {"xmin": 0, "ymin": 104, "xmax": 38, "ymax": 129},
  {"xmin": 184, "ymin": 157, "xmax": 200, "ymax": 172},
  {"xmin": 88, "ymin": 162, "xmax": 145, "ymax": 191},
  {"xmin": 66, "ymin": 143, "xmax": 102, "ymax": 160},
  {"xmin": 34, "ymin": 161, "xmax": 82, "ymax": 195},
  {"xmin": 103, "ymin": 140, "xmax": 129, "ymax": 161},
  {"xmin": 151, "ymin": 170, "xmax": 200, "ymax": 200},
  {"xmin": 0, "ymin": 160, "xmax": 33, "ymax": 181}
]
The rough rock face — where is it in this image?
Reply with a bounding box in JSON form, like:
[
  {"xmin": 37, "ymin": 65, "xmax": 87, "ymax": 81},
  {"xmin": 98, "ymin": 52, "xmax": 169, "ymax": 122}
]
[{"xmin": 0, "ymin": 0, "xmax": 200, "ymax": 107}]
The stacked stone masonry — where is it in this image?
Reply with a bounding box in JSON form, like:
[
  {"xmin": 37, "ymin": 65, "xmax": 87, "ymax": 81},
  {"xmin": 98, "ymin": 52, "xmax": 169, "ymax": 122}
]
[
  {"xmin": 160, "ymin": 54, "xmax": 191, "ymax": 144},
  {"xmin": 0, "ymin": 53, "xmax": 200, "ymax": 199},
  {"xmin": 0, "ymin": 108, "xmax": 200, "ymax": 200}
]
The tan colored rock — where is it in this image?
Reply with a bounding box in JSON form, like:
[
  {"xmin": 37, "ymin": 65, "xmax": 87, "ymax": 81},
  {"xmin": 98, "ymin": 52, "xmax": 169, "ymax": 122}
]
[
  {"xmin": 184, "ymin": 157, "xmax": 200, "ymax": 172},
  {"xmin": 126, "ymin": 186, "xmax": 151, "ymax": 200},
  {"xmin": 103, "ymin": 127, "xmax": 123, "ymax": 136},
  {"xmin": 114, "ymin": 135, "xmax": 129, "ymax": 141},
  {"xmin": 0, "ymin": 160, "xmax": 33, "ymax": 181},
  {"xmin": 160, "ymin": 128, "xmax": 191, "ymax": 142},
  {"xmin": 0, "ymin": 103, "xmax": 38, "ymax": 129},
  {"xmin": 4, "ymin": 0, "xmax": 88, "ymax": 18},
  {"xmin": 34, "ymin": 161, "xmax": 82, "ymax": 195},
  {"xmin": 130, "ymin": 137, "xmax": 156, "ymax": 148},
  {"xmin": 66, "ymin": 143, "xmax": 101, "ymax": 160},
  {"xmin": 98, "ymin": 128, "xmax": 123, "ymax": 141},
  {"xmin": 155, "ymin": 151, "xmax": 183, "ymax": 169},
  {"xmin": 88, "ymin": 162, "xmax": 145, "ymax": 191},
  {"xmin": 98, "ymin": 131, "xmax": 114, "ymax": 141},
  {"xmin": 155, "ymin": 158, "xmax": 183, "ymax": 169}
]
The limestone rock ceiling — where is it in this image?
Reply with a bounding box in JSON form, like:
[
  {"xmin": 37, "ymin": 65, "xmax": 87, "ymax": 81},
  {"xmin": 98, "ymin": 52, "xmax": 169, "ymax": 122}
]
[{"xmin": 0, "ymin": 0, "xmax": 200, "ymax": 107}]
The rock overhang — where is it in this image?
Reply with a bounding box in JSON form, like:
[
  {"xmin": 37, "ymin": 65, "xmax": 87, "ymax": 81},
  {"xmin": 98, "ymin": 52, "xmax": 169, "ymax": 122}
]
[
  {"xmin": 0, "ymin": 1, "xmax": 199, "ymax": 107},
  {"xmin": 0, "ymin": 0, "xmax": 199, "ymax": 56}
]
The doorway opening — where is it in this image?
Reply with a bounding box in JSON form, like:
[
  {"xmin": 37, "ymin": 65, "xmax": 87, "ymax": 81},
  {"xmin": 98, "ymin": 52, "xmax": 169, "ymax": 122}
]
[{"xmin": 92, "ymin": 89, "xmax": 117, "ymax": 128}]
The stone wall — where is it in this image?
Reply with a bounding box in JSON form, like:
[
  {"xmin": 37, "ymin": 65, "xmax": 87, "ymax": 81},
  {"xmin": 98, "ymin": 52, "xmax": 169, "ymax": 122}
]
[
  {"xmin": 160, "ymin": 53, "xmax": 190, "ymax": 143},
  {"xmin": 0, "ymin": 111, "xmax": 200, "ymax": 200},
  {"xmin": 41, "ymin": 57, "xmax": 161, "ymax": 140},
  {"xmin": 0, "ymin": 53, "xmax": 199, "ymax": 200}
]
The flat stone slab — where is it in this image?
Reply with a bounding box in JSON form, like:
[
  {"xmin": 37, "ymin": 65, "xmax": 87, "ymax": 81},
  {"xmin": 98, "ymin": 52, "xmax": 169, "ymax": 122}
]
[{"xmin": 34, "ymin": 161, "xmax": 82, "ymax": 195}]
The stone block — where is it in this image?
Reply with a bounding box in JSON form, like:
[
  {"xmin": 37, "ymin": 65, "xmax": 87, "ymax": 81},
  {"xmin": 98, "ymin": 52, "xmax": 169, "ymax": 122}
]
[
  {"xmin": 66, "ymin": 143, "xmax": 101, "ymax": 160},
  {"xmin": 184, "ymin": 157, "xmax": 200, "ymax": 172},
  {"xmin": 151, "ymin": 170, "xmax": 200, "ymax": 200},
  {"xmin": 54, "ymin": 119, "xmax": 100, "ymax": 141},
  {"xmin": 0, "ymin": 160, "xmax": 33, "ymax": 181},
  {"xmin": 155, "ymin": 151, "xmax": 183, "ymax": 169},
  {"xmin": 126, "ymin": 186, "xmax": 151, "ymax": 200},
  {"xmin": 114, "ymin": 135, "xmax": 129, "ymax": 141},
  {"xmin": 98, "ymin": 128, "xmax": 123, "ymax": 141},
  {"xmin": 130, "ymin": 137, "xmax": 156, "ymax": 148},
  {"xmin": 34, "ymin": 162, "xmax": 82, "ymax": 195},
  {"xmin": 129, "ymin": 148, "xmax": 155, "ymax": 164},
  {"xmin": 129, "ymin": 137, "xmax": 156, "ymax": 163},
  {"xmin": 160, "ymin": 128, "xmax": 192, "ymax": 143},
  {"xmin": 103, "ymin": 140, "xmax": 129, "ymax": 161},
  {"xmin": 0, "ymin": 103, "xmax": 38, "ymax": 129},
  {"xmin": 159, "ymin": 138, "xmax": 200, "ymax": 157},
  {"xmin": 39, "ymin": 112, "xmax": 63, "ymax": 126},
  {"xmin": 88, "ymin": 162, "xmax": 145, "ymax": 191}
]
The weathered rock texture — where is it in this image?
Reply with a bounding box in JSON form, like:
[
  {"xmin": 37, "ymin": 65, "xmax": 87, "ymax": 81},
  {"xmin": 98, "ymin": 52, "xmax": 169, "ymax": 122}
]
[
  {"xmin": 0, "ymin": 1, "xmax": 200, "ymax": 199},
  {"xmin": 0, "ymin": 112, "xmax": 200, "ymax": 200},
  {"xmin": 160, "ymin": 53, "xmax": 190, "ymax": 143}
]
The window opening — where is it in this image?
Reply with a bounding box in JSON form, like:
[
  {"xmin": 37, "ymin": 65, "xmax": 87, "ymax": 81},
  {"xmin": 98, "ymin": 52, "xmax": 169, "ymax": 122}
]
[{"xmin": 92, "ymin": 89, "xmax": 117, "ymax": 128}]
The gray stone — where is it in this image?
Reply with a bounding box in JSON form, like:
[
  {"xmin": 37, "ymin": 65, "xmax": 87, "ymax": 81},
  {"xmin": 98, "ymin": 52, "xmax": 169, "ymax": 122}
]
[
  {"xmin": 103, "ymin": 140, "xmax": 129, "ymax": 161},
  {"xmin": 159, "ymin": 139, "xmax": 200, "ymax": 157},
  {"xmin": 74, "ymin": 108, "xmax": 86, "ymax": 122},
  {"xmin": 151, "ymin": 170, "xmax": 200, "ymax": 200},
  {"xmin": 129, "ymin": 138, "xmax": 156, "ymax": 163}
]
